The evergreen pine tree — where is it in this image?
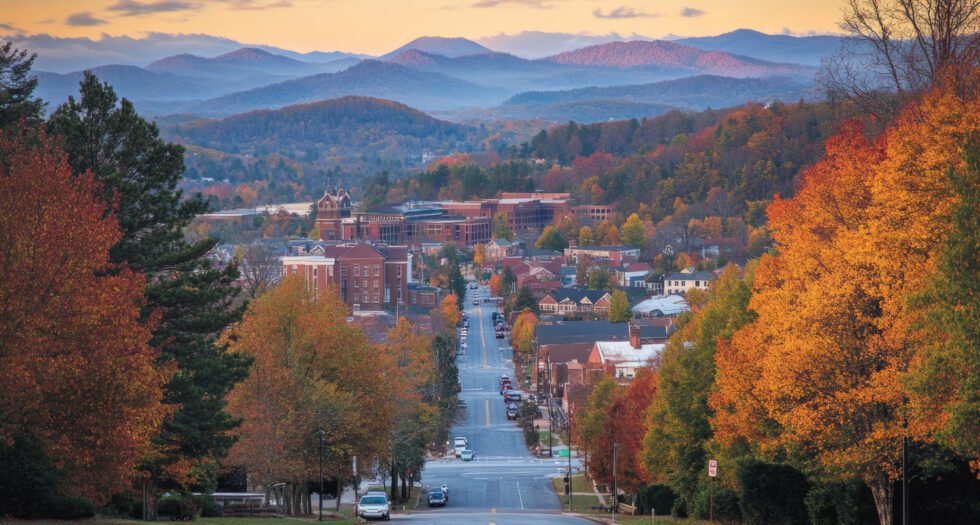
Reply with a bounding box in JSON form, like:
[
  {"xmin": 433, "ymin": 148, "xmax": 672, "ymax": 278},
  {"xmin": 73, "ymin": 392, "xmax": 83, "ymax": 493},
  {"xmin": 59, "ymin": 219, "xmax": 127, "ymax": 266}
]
[
  {"xmin": 0, "ymin": 43, "xmax": 44, "ymax": 130},
  {"xmin": 47, "ymin": 73, "xmax": 252, "ymax": 489}
]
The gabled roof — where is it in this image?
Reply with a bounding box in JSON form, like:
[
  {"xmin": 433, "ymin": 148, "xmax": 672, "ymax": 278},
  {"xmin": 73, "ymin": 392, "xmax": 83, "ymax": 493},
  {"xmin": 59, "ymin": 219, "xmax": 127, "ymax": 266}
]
[
  {"xmin": 593, "ymin": 341, "xmax": 664, "ymax": 366},
  {"xmin": 631, "ymin": 295, "xmax": 690, "ymax": 317},
  {"xmin": 546, "ymin": 288, "xmax": 609, "ymax": 305}
]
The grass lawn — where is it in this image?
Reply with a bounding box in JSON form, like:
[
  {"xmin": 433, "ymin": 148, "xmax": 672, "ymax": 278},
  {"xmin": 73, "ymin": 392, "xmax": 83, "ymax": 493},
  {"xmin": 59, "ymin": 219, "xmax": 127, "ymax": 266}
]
[
  {"xmin": 364, "ymin": 484, "xmax": 425, "ymax": 511},
  {"xmin": 538, "ymin": 430, "xmax": 564, "ymax": 448}
]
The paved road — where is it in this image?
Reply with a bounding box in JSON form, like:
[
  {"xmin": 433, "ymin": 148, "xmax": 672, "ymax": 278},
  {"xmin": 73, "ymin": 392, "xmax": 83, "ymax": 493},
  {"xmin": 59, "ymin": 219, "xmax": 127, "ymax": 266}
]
[{"xmin": 400, "ymin": 284, "xmax": 591, "ymax": 525}]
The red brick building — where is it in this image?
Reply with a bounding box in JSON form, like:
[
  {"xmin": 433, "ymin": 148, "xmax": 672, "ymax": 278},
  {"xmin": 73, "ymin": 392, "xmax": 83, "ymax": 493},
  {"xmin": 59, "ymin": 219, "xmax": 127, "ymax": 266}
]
[{"xmin": 281, "ymin": 242, "xmax": 413, "ymax": 311}]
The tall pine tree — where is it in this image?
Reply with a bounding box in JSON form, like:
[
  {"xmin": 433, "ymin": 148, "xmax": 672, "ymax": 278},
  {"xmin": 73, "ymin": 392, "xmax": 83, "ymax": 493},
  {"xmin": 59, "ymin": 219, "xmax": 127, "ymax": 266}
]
[
  {"xmin": 47, "ymin": 73, "xmax": 252, "ymax": 490},
  {"xmin": 0, "ymin": 43, "xmax": 44, "ymax": 130}
]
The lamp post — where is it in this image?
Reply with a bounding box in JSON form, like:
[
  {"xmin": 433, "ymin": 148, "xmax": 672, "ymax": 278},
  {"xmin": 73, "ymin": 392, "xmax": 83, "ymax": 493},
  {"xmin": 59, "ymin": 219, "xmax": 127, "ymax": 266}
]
[
  {"xmin": 612, "ymin": 441, "xmax": 619, "ymax": 524},
  {"xmin": 316, "ymin": 429, "xmax": 325, "ymax": 521},
  {"xmin": 568, "ymin": 411, "xmax": 574, "ymax": 513}
]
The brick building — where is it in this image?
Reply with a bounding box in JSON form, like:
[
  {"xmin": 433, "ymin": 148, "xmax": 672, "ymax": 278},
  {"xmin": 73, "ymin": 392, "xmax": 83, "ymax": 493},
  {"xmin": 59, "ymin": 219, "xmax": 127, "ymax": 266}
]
[{"xmin": 281, "ymin": 242, "xmax": 413, "ymax": 311}]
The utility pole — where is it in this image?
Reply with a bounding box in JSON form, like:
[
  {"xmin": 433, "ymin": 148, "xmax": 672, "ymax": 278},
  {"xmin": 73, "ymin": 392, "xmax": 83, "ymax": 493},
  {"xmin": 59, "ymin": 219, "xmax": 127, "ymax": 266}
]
[
  {"xmin": 902, "ymin": 436, "xmax": 909, "ymax": 525},
  {"xmin": 316, "ymin": 429, "xmax": 325, "ymax": 521},
  {"xmin": 568, "ymin": 413, "xmax": 574, "ymax": 513},
  {"xmin": 612, "ymin": 441, "xmax": 619, "ymax": 524}
]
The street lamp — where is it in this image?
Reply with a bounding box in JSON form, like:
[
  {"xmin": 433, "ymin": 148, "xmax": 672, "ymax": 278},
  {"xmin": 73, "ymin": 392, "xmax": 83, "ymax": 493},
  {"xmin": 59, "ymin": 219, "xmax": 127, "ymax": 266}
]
[
  {"xmin": 316, "ymin": 429, "xmax": 325, "ymax": 521},
  {"xmin": 612, "ymin": 441, "xmax": 619, "ymax": 524}
]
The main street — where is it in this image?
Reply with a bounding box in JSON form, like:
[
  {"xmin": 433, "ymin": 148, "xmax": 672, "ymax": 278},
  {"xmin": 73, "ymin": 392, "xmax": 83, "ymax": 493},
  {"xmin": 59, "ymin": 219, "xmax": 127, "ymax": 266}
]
[{"xmin": 393, "ymin": 283, "xmax": 592, "ymax": 524}]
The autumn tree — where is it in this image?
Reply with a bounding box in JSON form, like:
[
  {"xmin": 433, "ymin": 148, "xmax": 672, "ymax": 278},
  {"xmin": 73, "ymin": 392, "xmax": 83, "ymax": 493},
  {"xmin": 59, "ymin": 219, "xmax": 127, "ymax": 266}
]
[
  {"xmin": 435, "ymin": 294, "xmax": 461, "ymax": 333},
  {"xmin": 587, "ymin": 268, "xmax": 613, "ymax": 291},
  {"xmin": 590, "ymin": 369, "xmax": 658, "ymax": 493},
  {"xmin": 512, "ymin": 310, "xmax": 539, "ymax": 359},
  {"xmin": 578, "ymin": 225, "xmax": 595, "ymax": 246},
  {"xmin": 713, "ymin": 88, "xmax": 979, "ymax": 525},
  {"xmin": 492, "ymin": 212, "xmax": 514, "ymax": 241},
  {"xmin": 609, "ymin": 290, "xmax": 631, "ymax": 322},
  {"xmin": 47, "ymin": 73, "xmax": 251, "ymax": 492},
  {"xmin": 473, "ymin": 243, "xmax": 486, "ymax": 268},
  {"xmin": 225, "ymin": 277, "xmax": 395, "ymax": 515},
  {"xmin": 577, "ymin": 378, "xmax": 623, "ymax": 476},
  {"xmin": 0, "ymin": 130, "xmax": 169, "ymax": 504},
  {"xmin": 620, "ymin": 213, "xmax": 648, "ymax": 249},
  {"xmin": 535, "ymin": 225, "xmax": 568, "ymax": 251},
  {"xmin": 489, "ymin": 273, "xmax": 504, "ymax": 297},
  {"xmin": 235, "ymin": 242, "xmax": 281, "ymax": 298},
  {"xmin": 643, "ymin": 266, "xmax": 754, "ymax": 514}
]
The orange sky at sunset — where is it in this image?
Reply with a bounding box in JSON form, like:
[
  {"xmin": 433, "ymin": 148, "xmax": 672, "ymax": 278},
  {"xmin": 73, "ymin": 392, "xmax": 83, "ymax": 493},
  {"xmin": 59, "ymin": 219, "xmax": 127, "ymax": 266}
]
[{"xmin": 2, "ymin": 0, "xmax": 845, "ymax": 54}]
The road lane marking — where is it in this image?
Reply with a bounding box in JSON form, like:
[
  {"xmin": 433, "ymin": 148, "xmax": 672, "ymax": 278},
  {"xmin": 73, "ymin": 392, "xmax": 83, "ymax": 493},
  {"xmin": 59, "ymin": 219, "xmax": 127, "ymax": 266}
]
[
  {"xmin": 485, "ymin": 399, "xmax": 491, "ymax": 427},
  {"xmin": 491, "ymin": 508, "xmax": 496, "ymax": 514},
  {"xmin": 480, "ymin": 305, "xmax": 488, "ymax": 368},
  {"xmin": 516, "ymin": 480, "xmax": 524, "ymax": 510}
]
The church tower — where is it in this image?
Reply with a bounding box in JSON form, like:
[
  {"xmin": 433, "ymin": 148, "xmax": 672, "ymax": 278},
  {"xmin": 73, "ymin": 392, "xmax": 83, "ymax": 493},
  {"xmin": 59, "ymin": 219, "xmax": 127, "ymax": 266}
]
[{"xmin": 314, "ymin": 179, "xmax": 351, "ymax": 240}]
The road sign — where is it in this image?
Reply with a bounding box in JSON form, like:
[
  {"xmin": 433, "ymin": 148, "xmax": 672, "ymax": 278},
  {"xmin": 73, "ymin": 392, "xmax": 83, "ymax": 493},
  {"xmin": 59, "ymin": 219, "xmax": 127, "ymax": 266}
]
[
  {"xmin": 708, "ymin": 459, "xmax": 717, "ymax": 477},
  {"xmin": 353, "ymin": 455, "xmax": 358, "ymax": 476}
]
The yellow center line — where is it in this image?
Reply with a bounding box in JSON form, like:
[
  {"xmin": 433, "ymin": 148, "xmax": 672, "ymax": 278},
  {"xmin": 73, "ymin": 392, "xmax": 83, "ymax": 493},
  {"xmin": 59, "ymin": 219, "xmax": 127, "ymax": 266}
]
[{"xmin": 485, "ymin": 399, "xmax": 491, "ymax": 427}]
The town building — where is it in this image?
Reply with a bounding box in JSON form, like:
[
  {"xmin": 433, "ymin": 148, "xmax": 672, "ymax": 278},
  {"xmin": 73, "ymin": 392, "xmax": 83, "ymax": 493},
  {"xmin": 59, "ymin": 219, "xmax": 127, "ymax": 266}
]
[
  {"xmin": 587, "ymin": 325, "xmax": 664, "ymax": 380},
  {"xmin": 631, "ymin": 295, "xmax": 689, "ymax": 318},
  {"xmin": 281, "ymin": 242, "xmax": 415, "ymax": 311},
  {"xmin": 564, "ymin": 245, "xmax": 640, "ymax": 265},
  {"xmin": 484, "ymin": 239, "xmax": 518, "ymax": 262},
  {"xmin": 538, "ymin": 289, "xmax": 612, "ymax": 316},
  {"xmin": 572, "ymin": 204, "xmax": 614, "ymax": 224},
  {"xmin": 663, "ymin": 269, "xmax": 717, "ymax": 295}
]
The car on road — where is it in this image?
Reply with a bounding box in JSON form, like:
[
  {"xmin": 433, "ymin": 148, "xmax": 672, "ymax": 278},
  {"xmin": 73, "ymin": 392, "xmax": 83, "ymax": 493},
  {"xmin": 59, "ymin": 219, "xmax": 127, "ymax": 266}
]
[
  {"xmin": 356, "ymin": 494, "xmax": 390, "ymax": 521},
  {"xmin": 472, "ymin": 299, "xmax": 479, "ymax": 305},
  {"xmin": 453, "ymin": 436, "xmax": 468, "ymax": 457},
  {"xmin": 505, "ymin": 389, "xmax": 521, "ymax": 402},
  {"xmin": 470, "ymin": 284, "xmax": 478, "ymax": 289},
  {"xmin": 500, "ymin": 381, "xmax": 512, "ymax": 394},
  {"xmin": 506, "ymin": 403, "xmax": 519, "ymax": 420},
  {"xmin": 426, "ymin": 490, "xmax": 447, "ymax": 507},
  {"xmin": 458, "ymin": 399, "xmax": 467, "ymax": 409},
  {"xmin": 460, "ymin": 449, "xmax": 475, "ymax": 461}
]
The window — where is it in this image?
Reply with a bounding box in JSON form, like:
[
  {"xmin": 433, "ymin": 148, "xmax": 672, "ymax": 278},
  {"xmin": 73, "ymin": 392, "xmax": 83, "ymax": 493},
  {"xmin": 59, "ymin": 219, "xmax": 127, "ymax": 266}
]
[
  {"xmin": 374, "ymin": 279, "xmax": 379, "ymax": 288},
  {"xmin": 363, "ymin": 265, "xmax": 370, "ymax": 276},
  {"xmin": 373, "ymin": 265, "xmax": 380, "ymax": 276},
  {"xmin": 354, "ymin": 265, "xmax": 360, "ymax": 277},
  {"xmin": 364, "ymin": 279, "xmax": 369, "ymax": 289},
  {"xmin": 354, "ymin": 279, "xmax": 359, "ymax": 288},
  {"xmin": 373, "ymin": 292, "xmax": 379, "ymax": 302}
]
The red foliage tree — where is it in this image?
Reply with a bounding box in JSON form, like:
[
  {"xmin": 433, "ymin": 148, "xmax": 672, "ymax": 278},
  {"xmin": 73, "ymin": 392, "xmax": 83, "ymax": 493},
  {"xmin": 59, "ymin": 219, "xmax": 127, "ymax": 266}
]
[
  {"xmin": 0, "ymin": 130, "xmax": 170, "ymax": 503},
  {"xmin": 590, "ymin": 368, "xmax": 658, "ymax": 492}
]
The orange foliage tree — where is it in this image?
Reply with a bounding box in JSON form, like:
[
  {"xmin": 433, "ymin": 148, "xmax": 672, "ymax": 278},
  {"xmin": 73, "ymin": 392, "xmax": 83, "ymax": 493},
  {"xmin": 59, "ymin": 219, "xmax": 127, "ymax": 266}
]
[
  {"xmin": 489, "ymin": 273, "xmax": 504, "ymax": 297},
  {"xmin": 0, "ymin": 131, "xmax": 170, "ymax": 503},
  {"xmin": 225, "ymin": 276, "xmax": 395, "ymax": 514},
  {"xmin": 712, "ymin": 86, "xmax": 979, "ymax": 525}
]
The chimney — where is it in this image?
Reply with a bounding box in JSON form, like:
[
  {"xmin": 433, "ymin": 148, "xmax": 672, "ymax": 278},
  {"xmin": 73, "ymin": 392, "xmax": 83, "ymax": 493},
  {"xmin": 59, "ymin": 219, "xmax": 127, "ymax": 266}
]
[{"xmin": 629, "ymin": 323, "xmax": 641, "ymax": 349}]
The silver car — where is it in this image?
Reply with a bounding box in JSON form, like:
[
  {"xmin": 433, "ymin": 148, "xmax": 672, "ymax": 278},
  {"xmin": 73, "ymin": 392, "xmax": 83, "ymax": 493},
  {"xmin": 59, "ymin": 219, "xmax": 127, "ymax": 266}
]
[{"xmin": 357, "ymin": 494, "xmax": 390, "ymax": 521}]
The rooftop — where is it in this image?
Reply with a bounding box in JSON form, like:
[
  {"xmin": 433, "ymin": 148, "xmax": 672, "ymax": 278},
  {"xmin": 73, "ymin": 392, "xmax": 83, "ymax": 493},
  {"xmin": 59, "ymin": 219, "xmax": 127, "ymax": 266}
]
[
  {"xmin": 536, "ymin": 320, "xmax": 668, "ymax": 345},
  {"xmin": 593, "ymin": 341, "xmax": 664, "ymax": 365},
  {"xmin": 631, "ymin": 295, "xmax": 690, "ymax": 317}
]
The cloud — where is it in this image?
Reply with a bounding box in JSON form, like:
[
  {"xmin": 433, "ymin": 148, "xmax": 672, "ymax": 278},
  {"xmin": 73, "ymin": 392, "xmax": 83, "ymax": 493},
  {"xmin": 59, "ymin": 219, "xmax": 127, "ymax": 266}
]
[
  {"xmin": 66, "ymin": 12, "xmax": 107, "ymax": 26},
  {"xmin": 0, "ymin": 22, "xmax": 19, "ymax": 32},
  {"xmin": 472, "ymin": 0, "xmax": 552, "ymax": 8},
  {"xmin": 680, "ymin": 7, "xmax": 705, "ymax": 17},
  {"xmin": 593, "ymin": 6, "xmax": 657, "ymax": 19},
  {"xmin": 106, "ymin": 0, "xmax": 199, "ymax": 17},
  {"xmin": 220, "ymin": 0, "xmax": 293, "ymax": 10}
]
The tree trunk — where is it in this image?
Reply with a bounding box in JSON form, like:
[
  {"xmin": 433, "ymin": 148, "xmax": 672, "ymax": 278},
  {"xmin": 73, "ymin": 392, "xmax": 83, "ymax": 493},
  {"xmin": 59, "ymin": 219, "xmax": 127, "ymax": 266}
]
[
  {"xmin": 391, "ymin": 458, "xmax": 399, "ymax": 502},
  {"xmin": 335, "ymin": 479, "xmax": 343, "ymax": 512},
  {"xmin": 868, "ymin": 473, "xmax": 894, "ymax": 525},
  {"xmin": 400, "ymin": 471, "xmax": 408, "ymax": 504}
]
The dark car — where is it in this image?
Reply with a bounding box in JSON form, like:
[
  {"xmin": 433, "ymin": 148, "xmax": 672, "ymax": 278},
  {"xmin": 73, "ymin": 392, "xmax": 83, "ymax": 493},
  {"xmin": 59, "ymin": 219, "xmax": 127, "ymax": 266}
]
[
  {"xmin": 505, "ymin": 390, "xmax": 521, "ymax": 402},
  {"xmin": 506, "ymin": 403, "xmax": 519, "ymax": 420},
  {"xmin": 427, "ymin": 490, "xmax": 447, "ymax": 507}
]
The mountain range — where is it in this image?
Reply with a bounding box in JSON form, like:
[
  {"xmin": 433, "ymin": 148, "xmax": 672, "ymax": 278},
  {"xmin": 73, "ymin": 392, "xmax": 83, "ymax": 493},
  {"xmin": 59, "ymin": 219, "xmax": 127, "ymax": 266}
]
[{"xmin": 24, "ymin": 30, "xmax": 839, "ymax": 124}]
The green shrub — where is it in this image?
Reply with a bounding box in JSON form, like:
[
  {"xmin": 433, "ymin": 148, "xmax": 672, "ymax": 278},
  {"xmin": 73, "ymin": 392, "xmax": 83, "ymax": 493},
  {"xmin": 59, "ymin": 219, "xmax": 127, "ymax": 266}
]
[
  {"xmin": 193, "ymin": 495, "xmax": 223, "ymax": 518},
  {"xmin": 670, "ymin": 497, "xmax": 688, "ymax": 518},
  {"xmin": 158, "ymin": 495, "xmax": 198, "ymax": 521},
  {"xmin": 635, "ymin": 484, "xmax": 676, "ymax": 516},
  {"xmin": 0, "ymin": 433, "xmax": 64, "ymax": 518},
  {"xmin": 47, "ymin": 496, "xmax": 97, "ymax": 519},
  {"xmin": 737, "ymin": 460, "xmax": 810, "ymax": 525},
  {"xmin": 804, "ymin": 478, "xmax": 877, "ymax": 525},
  {"xmin": 692, "ymin": 483, "xmax": 740, "ymax": 521}
]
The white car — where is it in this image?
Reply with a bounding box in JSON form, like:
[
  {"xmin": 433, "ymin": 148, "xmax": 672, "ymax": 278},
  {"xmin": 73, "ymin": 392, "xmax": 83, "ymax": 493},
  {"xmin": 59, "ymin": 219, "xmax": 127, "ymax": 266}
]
[
  {"xmin": 453, "ymin": 437, "xmax": 468, "ymax": 457},
  {"xmin": 357, "ymin": 494, "xmax": 390, "ymax": 521}
]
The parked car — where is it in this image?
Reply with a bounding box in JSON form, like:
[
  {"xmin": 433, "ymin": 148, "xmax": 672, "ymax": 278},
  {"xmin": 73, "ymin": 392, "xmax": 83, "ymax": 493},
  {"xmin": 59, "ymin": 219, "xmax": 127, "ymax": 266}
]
[
  {"xmin": 458, "ymin": 399, "xmax": 467, "ymax": 409},
  {"xmin": 357, "ymin": 494, "xmax": 390, "ymax": 521},
  {"xmin": 500, "ymin": 382, "xmax": 512, "ymax": 394},
  {"xmin": 453, "ymin": 437, "xmax": 468, "ymax": 457},
  {"xmin": 506, "ymin": 403, "xmax": 519, "ymax": 420},
  {"xmin": 460, "ymin": 449, "xmax": 475, "ymax": 461},
  {"xmin": 505, "ymin": 390, "xmax": 521, "ymax": 402},
  {"xmin": 427, "ymin": 490, "xmax": 447, "ymax": 507}
]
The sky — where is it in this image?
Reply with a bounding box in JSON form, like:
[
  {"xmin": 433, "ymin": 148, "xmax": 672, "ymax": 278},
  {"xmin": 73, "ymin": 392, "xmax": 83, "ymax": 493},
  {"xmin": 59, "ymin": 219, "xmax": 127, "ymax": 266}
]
[{"xmin": 1, "ymin": 0, "xmax": 845, "ymax": 55}]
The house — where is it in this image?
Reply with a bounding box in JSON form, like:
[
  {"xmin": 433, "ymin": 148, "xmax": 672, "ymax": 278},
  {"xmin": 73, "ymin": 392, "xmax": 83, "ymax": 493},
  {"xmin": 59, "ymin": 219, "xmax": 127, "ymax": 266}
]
[
  {"xmin": 485, "ymin": 238, "xmax": 518, "ymax": 262},
  {"xmin": 613, "ymin": 262, "xmax": 653, "ymax": 287},
  {"xmin": 534, "ymin": 342, "xmax": 593, "ymax": 397},
  {"xmin": 693, "ymin": 237, "xmax": 739, "ymax": 259},
  {"xmin": 538, "ymin": 289, "xmax": 612, "ymax": 316},
  {"xmin": 564, "ymin": 245, "xmax": 640, "ymax": 265},
  {"xmin": 663, "ymin": 269, "xmax": 717, "ymax": 295},
  {"xmin": 631, "ymin": 294, "xmax": 689, "ymax": 318},
  {"xmin": 587, "ymin": 325, "xmax": 664, "ymax": 380}
]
